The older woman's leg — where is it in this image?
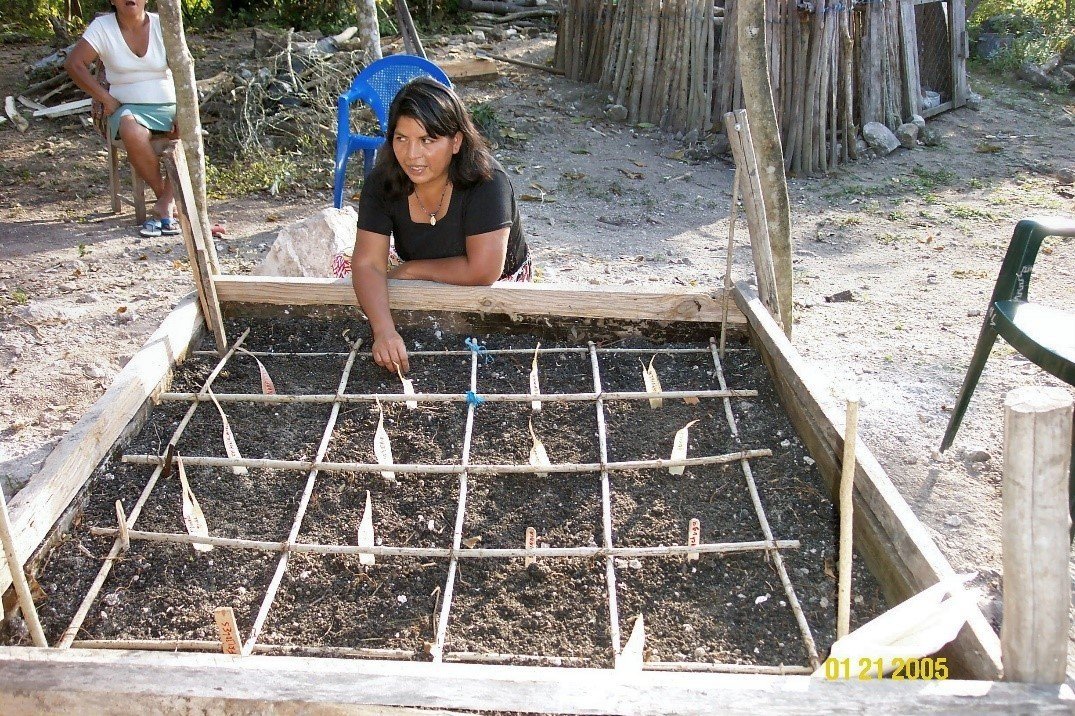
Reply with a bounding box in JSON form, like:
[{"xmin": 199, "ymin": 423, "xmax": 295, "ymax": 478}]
[{"xmin": 118, "ymin": 114, "xmax": 174, "ymax": 221}]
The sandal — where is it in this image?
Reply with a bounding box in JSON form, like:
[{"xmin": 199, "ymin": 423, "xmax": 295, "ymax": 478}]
[
  {"xmin": 160, "ymin": 217, "xmax": 181, "ymax": 236},
  {"xmin": 139, "ymin": 219, "xmax": 162, "ymax": 238}
]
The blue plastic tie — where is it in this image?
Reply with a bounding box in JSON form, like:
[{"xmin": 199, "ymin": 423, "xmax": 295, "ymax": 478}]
[
  {"xmin": 464, "ymin": 337, "xmax": 492, "ymax": 364},
  {"xmin": 465, "ymin": 390, "xmax": 486, "ymax": 407}
]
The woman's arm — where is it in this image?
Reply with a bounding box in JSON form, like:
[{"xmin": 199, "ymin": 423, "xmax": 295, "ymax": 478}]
[
  {"xmin": 65, "ymin": 39, "xmax": 120, "ymax": 118},
  {"xmin": 388, "ymin": 227, "xmax": 509, "ymax": 286},
  {"xmin": 351, "ymin": 229, "xmax": 410, "ymax": 373}
]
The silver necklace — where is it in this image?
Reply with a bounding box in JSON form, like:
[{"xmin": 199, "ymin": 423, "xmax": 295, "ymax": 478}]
[{"xmin": 414, "ymin": 182, "xmax": 449, "ymax": 226}]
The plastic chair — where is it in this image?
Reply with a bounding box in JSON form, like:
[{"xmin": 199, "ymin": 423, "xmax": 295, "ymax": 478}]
[
  {"xmin": 333, "ymin": 55, "xmax": 451, "ymax": 209},
  {"xmin": 940, "ymin": 217, "xmax": 1075, "ymax": 531}
]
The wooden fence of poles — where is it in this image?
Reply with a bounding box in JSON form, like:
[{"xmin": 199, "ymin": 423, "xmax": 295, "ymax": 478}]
[{"xmin": 555, "ymin": 0, "xmax": 924, "ymax": 175}]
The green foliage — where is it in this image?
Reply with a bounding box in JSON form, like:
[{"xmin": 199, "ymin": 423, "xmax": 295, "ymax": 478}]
[
  {"xmin": 206, "ymin": 153, "xmax": 298, "ymax": 199},
  {"xmin": 970, "ymin": 0, "xmax": 1074, "ymax": 78},
  {"xmin": 973, "ymin": 0, "xmax": 1073, "ymax": 32}
]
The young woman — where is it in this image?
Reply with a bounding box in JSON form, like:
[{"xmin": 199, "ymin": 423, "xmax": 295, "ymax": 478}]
[
  {"xmin": 351, "ymin": 78, "xmax": 531, "ymax": 374},
  {"xmin": 65, "ymin": 0, "xmax": 178, "ymax": 238}
]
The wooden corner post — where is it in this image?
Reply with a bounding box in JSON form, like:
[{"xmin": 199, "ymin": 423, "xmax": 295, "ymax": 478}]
[
  {"xmin": 723, "ymin": 110, "xmax": 781, "ymax": 330},
  {"xmin": 162, "ymin": 142, "xmax": 227, "ymax": 352},
  {"xmin": 1001, "ymin": 386, "xmax": 1072, "ymax": 684}
]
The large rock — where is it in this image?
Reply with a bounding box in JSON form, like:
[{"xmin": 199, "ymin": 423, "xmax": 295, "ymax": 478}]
[
  {"xmin": 862, "ymin": 122, "xmax": 901, "ymax": 155},
  {"xmin": 895, "ymin": 122, "xmax": 919, "ymax": 149},
  {"xmin": 1018, "ymin": 61, "xmax": 1052, "ymax": 88},
  {"xmin": 255, "ymin": 206, "xmax": 357, "ymax": 278},
  {"xmin": 920, "ymin": 125, "xmax": 943, "ymax": 146}
]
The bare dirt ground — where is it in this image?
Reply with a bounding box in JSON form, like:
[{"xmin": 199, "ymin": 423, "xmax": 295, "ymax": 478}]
[{"xmin": 1, "ymin": 31, "xmax": 1074, "ymax": 669}]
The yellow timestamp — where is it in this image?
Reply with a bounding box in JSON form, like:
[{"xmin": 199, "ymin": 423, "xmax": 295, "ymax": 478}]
[{"xmin": 823, "ymin": 656, "xmax": 949, "ymax": 680}]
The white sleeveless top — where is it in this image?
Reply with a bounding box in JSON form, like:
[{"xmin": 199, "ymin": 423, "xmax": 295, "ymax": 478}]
[{"xmin": 82, "ymin": 13, "xmax": 176, "ymax": 105}]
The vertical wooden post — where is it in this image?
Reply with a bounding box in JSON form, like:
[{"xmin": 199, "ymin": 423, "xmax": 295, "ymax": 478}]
[
  {"xmin": 394, "ymin": 0, "xmax": 426, "ymax": 59},
  {"xmin": 723, "ymin": 111, "xmax": 780, "ymax": 331},
  {"xmin": 162, "ymin": 143, "xmax": 228, "ymax": 353},
  {"xmin": 837, "ymin": 393, "xmax": 859, "ymax": 640},
  {"xmin": 736, "ymin": 0, "xmax": 793, "ymax": 338},
  {"xmin": 156, "ymin": 0, "xmax": 219, "ymax": 270},
  {"xmin": 1001, "ymin": 387, "xmax": 1072, "ymax": 684}
]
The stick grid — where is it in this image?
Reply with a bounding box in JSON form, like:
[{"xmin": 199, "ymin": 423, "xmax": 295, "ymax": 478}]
[{"xmin": 59, "ymin": 329, "xmax": 829, "ymax": 674}]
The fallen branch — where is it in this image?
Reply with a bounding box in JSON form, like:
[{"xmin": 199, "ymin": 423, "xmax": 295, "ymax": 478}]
[
  {"xmin": 4, "ymin": 96, "xmax": 29, "ymax": 132},
  {"xmin": 32, "ymin": 98, "xmax": 91, "ymax": 118},
  {"xmin": 477, "ymin": 51, "xmax": 564, "ymax": 75}
]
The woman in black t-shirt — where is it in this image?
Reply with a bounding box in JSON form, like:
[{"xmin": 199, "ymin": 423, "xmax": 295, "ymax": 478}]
[{"xmin": 351, "ymin": 77, "xmax": 530, "ymax": 373}]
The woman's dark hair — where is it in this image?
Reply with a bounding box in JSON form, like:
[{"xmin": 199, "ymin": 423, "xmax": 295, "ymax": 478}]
[{"xmin": 376, "ymin": 77, "xmax": 494, "ymax": 199}]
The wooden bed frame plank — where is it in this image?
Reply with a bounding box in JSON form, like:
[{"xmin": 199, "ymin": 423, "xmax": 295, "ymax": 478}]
[
  {"xmin": 213, "ymin": 276, "xmax": 747, "ymax": 324},
  {"xmin": 1, "ymin": 646, "xmax": 1070, "ymax": 714},
  {"xmin": 0, "ymin": 296, "xmax": 204, "ymax": 597},
  {"xmin": 732, "ymin": 283, "xmax": 1003, "ymax": 680}
]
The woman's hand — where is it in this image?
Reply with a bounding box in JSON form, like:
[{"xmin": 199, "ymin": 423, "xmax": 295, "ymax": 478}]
[
  {"xmin": 372, "ymin": 329, "xmax": 410, "ymax": 374},
  {"xmin": 100, "ymin": 95, "xmax": 121, "ymax": 120}
]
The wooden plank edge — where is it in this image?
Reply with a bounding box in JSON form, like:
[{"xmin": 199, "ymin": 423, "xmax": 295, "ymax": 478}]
[
  {"xmin": 214, "ymin": 276, "xmax": 747, "ymax": 324},
  {"xmin": 0, "ymin": 295, "xmax": 204, "ymax": 597},
  {"xmin": 732, "ymin": 282, "xmax": 1004, "ymax": 680},
  {"xmin": 0, "ymin": 646, "xmax": 1071, "ymax": 714}
]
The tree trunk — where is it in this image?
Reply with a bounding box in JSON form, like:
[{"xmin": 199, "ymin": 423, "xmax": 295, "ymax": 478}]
[
  {"xmin": 156, "ymin": 0, "xmax": 218, "ymax": 269},
  {"xmin": 737, "ymin": 0, "xmax": 793, "ymax": 335},
  {"xmin": 356, "ymin": 0, "xmax": 383, "ymax": 60}
]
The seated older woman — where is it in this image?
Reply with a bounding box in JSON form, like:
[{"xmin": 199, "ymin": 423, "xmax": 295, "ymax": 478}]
[{"xmin": 65, "ymin": 0, "xmax": 177, "ymax": 238}]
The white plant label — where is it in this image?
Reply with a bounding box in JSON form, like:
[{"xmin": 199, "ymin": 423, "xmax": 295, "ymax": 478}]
[
  {"xmin": 239, "ymin": 349, "xmax": 277, "ymax": 395},
  {"xmin": 524, "ymin": 526, "xmax": 537, "ymax": 567},
  {"xmin": 529, "ymin": 343, "xmax": 542, "ymax": 413},
  {"xmin": 357, "ymin": 490, "xmax": 375, "ymax": 566},
  {"xmin": 617, "ymin": 614, "xmax": 645, "ymax": 671},
  {"xmin": 528, "ymin": 419, "xmax": 550, "ymax": 477},
  {"xmin": 668, "ymin": 420, "xmax": 699, "ymax": 475},
  {"xmin": 208, "ymin": 389, "xmax": 248, "ymax": 475},
  {"xmin": 686, "ymin": 518, "xmax": 701, "ymax": 561},
  {"xmin": 177, "ymin": 457, "xmax": 212, "ymax": 552},
  {"xmin": 396, "ymin": 364, "xmax": 417, "ymax": 410},
  {"xmin": 115, "ymin": 500, "xmax": 130, "ymax": 552},
  {"xmin": 373, "ymin": 401, "xmax": 396, "ymax": 482},
  {"xmin": 641, "ymin": 356, "xmax": 663, "ymax": 409}
]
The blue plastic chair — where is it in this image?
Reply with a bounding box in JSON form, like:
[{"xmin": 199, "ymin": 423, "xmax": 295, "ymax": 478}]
[{"xmin": 333, "ymin": 55, "xmax": 452, "ymax": 209}]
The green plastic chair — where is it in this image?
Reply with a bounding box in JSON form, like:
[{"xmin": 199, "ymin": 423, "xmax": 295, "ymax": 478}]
[{"xmin": 940, "ymin": 216, "xmax": 1075, "ymax": 532}]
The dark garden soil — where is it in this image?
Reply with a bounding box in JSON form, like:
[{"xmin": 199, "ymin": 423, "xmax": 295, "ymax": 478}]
[{"xmin": 10, "ymin": 314, "xmax": 885, "ymax": 669}]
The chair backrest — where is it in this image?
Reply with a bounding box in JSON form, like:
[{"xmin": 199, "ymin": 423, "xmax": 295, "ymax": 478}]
[
  {"xmin": 342, "ymin": 55, "xmax": 453, "ymax": 136},
  {"xmin": 992, "ymin": 217, "xmax": 1075, "ymax": 304}
]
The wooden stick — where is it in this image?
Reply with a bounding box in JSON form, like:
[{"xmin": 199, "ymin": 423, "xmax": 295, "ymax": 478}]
[
  {"xmin": 159, "ymin": 387, "xmax": 759, "ymax": 405},
  {"xmin": 431, "ymin": 350, "xmax": 479, "ymax": 662},
  {"xmin": 837, "ymin": 392, "xmax": 859, "ymax": 640},
  {"xmin": 589, "ymin": 342, "xmax": 623, "ymax": 657},
  {"xmin": 645, "ymin": 662, "xmax": 814, "ymax": 675},
  {"xmin": 194, "ymin": 346, "xmax": 750, "ymax": 358},
  {"xmin": 476, "ymin": 51, "xmax": 565, "ymax": 75},
  {"xmin": 123, "ymin": 448, "xmax": 775, "ymax": 476},
  {"xmin": 0, "ymin": 485, "xmax": 47, "ymax": 647},
  {"xmin": 241, "ymin": 340, "xmax": 362, "ymax": 656},
  {"xmin": 72, "ymin": 639, "xmax": 412, "ymax": 659},
  {"xmin": 87, "ymin": 526, "xmax": 798, "ymax": 558},
  {"xmin": 708, "ymin": 342, "xmax": 820, "ymax": 668},
  {"xmin": 719, "ymin": 169, "xmax": 741, "ymax": 358},
  {"xmin": 57, "ymin": 330, "xmax": 252, "ymax": 649},
  {"xmin": 1001, "ymin": 387, "xmax": 1072, "ymax": 684}
]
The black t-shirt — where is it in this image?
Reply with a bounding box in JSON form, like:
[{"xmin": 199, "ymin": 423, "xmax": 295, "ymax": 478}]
[{"xmin": 356, "ymin": 163, "xmax": 529, "ymax": 279}]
